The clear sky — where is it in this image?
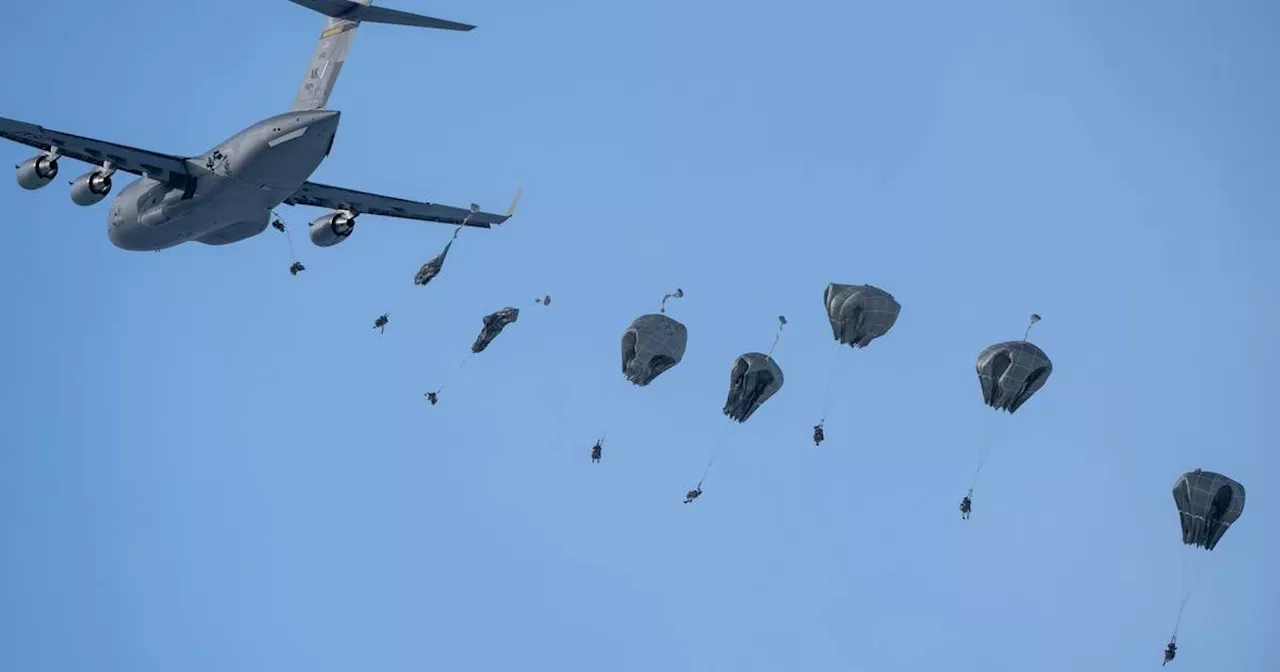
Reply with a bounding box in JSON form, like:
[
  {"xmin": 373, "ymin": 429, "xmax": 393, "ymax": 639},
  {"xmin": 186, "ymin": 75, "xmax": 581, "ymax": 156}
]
[{"xmin": 2, "ymin": 1, "xmax": 1277, "ymax": 670}]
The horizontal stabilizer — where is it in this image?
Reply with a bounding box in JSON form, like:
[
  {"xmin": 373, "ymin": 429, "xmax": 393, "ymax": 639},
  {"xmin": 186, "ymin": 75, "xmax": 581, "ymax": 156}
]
[{"xmin": 288, "ymin": 0, "xmax": 476, "ymax": 31}]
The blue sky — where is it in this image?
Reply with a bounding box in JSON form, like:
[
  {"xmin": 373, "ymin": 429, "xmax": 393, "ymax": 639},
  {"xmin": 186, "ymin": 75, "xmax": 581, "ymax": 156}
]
[{"xmin": 2, "ymin": 0, "xmax": 1277, "ymax": 670}]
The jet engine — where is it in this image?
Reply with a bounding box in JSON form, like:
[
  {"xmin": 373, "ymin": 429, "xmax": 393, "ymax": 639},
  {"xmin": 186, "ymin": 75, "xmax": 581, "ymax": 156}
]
[
  {"xmin": 70, "ymin": 169, "xmax": 114, "ymax": 206},
  {"xmin": 309, "ymin": 211, "xmax": 356, "ymax": 247},
  {"xmin": 16, "ymin": 154, "xmax": 59, "ymax": 190}
]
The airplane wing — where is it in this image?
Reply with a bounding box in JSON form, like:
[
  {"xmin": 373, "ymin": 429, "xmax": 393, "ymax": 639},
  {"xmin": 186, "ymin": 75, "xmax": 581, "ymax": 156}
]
[
  {"xmin": 0, "ymin": 115, "xmax": 194, "ymax": 189},
  {"xmin": 282, "ymin": 181, "xmax": 513, "ymax": 228}
]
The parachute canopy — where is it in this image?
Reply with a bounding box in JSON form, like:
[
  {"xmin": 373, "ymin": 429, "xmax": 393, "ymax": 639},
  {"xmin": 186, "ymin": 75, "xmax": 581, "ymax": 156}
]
[
  {"xmin": 621, "ymin": 313, "xmax": 688, "ymax": 386},
  {"xmin": 414, "ymin": 241, "xmax": 453, "ymax": 286},
  {"xmin": 471, "ymin": 307, "xmax": 519, "ymax": 353},
  {"xmin": 976, "ymin": 340, "xmax": 1052, "ymax": 413},
  {"xmin": 824, "ymin": 283, "xmax": 901, "ymax": 348},
  {"xmin": 1172, "ymin": 469, "xmax": 1246, "ymax": 551},
  {"xmin": 723, "ymin": 352, "xmax": 784, "ymax": 423}
]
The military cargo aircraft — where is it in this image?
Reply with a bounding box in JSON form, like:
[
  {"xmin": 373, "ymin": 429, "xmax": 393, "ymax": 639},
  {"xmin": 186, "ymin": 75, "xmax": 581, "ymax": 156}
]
[{"xmin": 1, "ymin": 0, "xmax": 515, "ymax": 252}]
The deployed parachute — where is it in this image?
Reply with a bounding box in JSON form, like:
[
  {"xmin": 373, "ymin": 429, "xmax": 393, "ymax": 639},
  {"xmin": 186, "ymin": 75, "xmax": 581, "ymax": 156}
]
[
  {"xmin": 1172, "ymin": 470, "xmax": 1246, "ymax": 551},
  {"xmin": 1165, "ymin": 469, "xmax": 1248, "ymax": 651},
  {"xmin": 593, "ymin": 289, "xmax": 688, "ymax": 452},
  {"xmin": 976, "ymin": 340, "xmax": 1053, "ymax": 413},
  {"xmin": 472, "ymin": 307, "xmax": 519, "ymax": 353},
  {"xmin": 622, "ymin": 314, "xmax": 688, "ymax": 386},
  {"xmin": 414, "ymin": 240, "xmax": 453, "ymax": 286},
  {"xmin": 962, "ymin": 314, "xmax": 1051, "ymax": 514},
  {"xmin": 824, "ymin": 283, "xmax": 901, "ymax": 347},
  {"xmin": 723, "ymin": 352, "xmax": 784, "ymax": 423},
  {"xmin": 814, "ymin": 283, "xmax": 900, "ymax": 445},
  {"xmin": 686, "ymin": 315, "xmax": 786, "ymax": 502}
]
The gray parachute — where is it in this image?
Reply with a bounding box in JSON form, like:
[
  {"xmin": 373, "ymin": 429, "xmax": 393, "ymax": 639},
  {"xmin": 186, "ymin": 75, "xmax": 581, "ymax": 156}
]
[
  {"xmin": 1172, "ymin": 470, "xmax": 1246, "ymax": 551},
  {"xmin": 621, "ymin": 314, "xmax": 688, "ymax": 386},
  {"xmin": 824, "ymin": 283, "xmax": 901, "ymax": 347},
  {"xmin": 414, "ymin": 241, "xmax": 453, "ymax": 286},
  {"xmin": 723, "ymin": 352, "xmax": 784, "ymax": 423},
  {"xmin": 976, "ymin": 341, "xmax": 1052, "ymax": 413},
  {"xmin": 471, "ymin": 307, "xmax": 519, "ymax": 354}
]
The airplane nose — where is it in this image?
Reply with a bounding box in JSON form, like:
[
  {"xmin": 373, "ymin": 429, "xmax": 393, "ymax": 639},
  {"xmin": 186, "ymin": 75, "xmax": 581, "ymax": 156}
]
[{"xmin": 107, "ymin": 217, "xmax": 132, "ymax": 249}]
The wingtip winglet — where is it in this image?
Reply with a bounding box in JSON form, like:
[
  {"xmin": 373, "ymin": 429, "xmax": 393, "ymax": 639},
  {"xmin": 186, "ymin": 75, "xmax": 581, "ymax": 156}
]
[{"xmin": 504, "ymin": 187, "xmax": 524, "ymax": 219}]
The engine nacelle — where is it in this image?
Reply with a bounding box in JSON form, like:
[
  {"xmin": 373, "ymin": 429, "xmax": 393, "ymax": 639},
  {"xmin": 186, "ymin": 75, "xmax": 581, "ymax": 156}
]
[
  {"xmin": 309, "ymin": 211, "xmax": 356, "ymax": 247},
  {"xmin": 16, "ymin": 154, "xmax": 59, "ymax": 190},
  {"xmin": 70, "ymin": 170, "xmax": 113, "ymax": 206}
]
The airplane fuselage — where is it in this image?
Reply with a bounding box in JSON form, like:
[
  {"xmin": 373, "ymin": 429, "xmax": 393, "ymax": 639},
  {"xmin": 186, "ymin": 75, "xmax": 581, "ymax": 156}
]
[
  {"xmin": 107, "ymin": 109, "xmax": 340, "ymax": 251},
  {"xmin": 4, "ymin": 1, "xmax": 507, "ymax": 254}
]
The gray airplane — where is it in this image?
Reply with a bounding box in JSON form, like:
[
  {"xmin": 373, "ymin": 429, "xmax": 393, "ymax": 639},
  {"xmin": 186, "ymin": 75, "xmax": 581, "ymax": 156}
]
[{"xmin": 1, "ymin": 0, "xmax": 515, "ymax": 252}]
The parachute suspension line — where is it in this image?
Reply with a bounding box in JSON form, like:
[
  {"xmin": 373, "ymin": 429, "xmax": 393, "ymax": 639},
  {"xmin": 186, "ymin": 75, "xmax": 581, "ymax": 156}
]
[
  {"xmin": 767, "ymin": 315, "xmax": 788, "ymax": 357},
  {"xmin": 433, "ymin": 352, "xmax": 475, "ymax": 395},
  {"xmin": 1171, "ymin": 595, "xmax": 1190, "ymax": 640},
  {"xmin": 597, "ymin": 378, "xmax": 625, "ymax": 443},
  {"xmin": 1172, "ymin": 551, "xmax": 1210, "ymax": 639},
  {"xmin": 818, "ymin": 342, "xmax": 842, "ymax": 424},
  {"xmin": 270, "ymin": 210, "xmax": 297, "ymax": 263},
  {"xmin": 457, "ymin": 206, "xmax": 479, "ymax": 236},
  {"xmin": 660, "ymin": 288, "xmax": 684, "ymax": 314},
  {"xmin": 697, "ymin": 423, "xmax": 734, "ymax": 488},
  {"xmin": 969, "ymin": 412, "xmax": 1006, "ymax": 490}
]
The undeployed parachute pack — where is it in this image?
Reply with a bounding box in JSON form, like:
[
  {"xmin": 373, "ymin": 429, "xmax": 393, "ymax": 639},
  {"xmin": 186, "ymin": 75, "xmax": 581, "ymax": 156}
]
[
  {"xmin": 472, "ymin": 307, "xmax": 520, "ymax": 353},
  {"xmin": 426, "ymin": 305, "xmax": 534, "ymax": 404},
  {"xmin": 414, "ymin": 194, "xmax": 523, "ymax": 288},
  {"xmin": 414, "ymin": 240, "xmax": 453, "ymax": 286},
  {"xmin": 814, "ymin": 283, "xmax": 900, "ymax": 445}
]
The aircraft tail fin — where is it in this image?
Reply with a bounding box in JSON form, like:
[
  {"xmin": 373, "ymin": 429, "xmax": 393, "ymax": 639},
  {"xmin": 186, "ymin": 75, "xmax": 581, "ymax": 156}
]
[{"xmin": 290, "ymin": 1, "xmax": 475, "ymax": 112}]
